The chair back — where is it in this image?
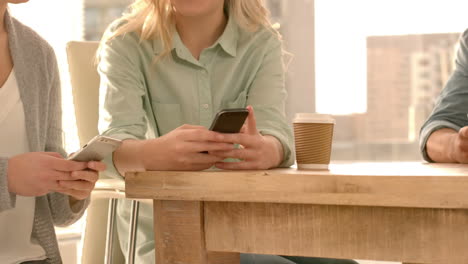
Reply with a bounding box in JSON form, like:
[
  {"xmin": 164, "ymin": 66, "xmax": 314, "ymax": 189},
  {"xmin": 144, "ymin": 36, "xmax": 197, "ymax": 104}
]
[
  {"xmin": 66, "ymin": 41, "xmax": 125, "ymax": 264},
  {"xmin": 66, "ymin": 41, "xmax": 100, "ymax": 146}
]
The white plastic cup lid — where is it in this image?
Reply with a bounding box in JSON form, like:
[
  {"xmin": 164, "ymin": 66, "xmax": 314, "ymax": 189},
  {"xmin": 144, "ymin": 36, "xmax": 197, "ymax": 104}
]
[{"xmin": 293, "ymin": 113, "xmax": 335, "ymax": 124}]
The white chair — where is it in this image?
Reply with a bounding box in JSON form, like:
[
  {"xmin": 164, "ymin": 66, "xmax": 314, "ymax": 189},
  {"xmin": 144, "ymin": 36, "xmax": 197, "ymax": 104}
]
[{"xmin": 66, "ymin": 41, "xmax": 144, "ymax": 264}]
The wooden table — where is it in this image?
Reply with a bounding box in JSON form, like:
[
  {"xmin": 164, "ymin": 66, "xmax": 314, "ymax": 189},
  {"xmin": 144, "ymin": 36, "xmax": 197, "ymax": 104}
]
[{"xmin": 125, "ymin": 163, "xmax": 468, "ymax": 264}]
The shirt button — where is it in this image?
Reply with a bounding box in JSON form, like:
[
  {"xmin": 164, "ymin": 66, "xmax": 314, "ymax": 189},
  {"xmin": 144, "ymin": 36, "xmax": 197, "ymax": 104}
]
[{"xmin": 202, "ymin": 104, "xmax": 209, "ymax": 109}]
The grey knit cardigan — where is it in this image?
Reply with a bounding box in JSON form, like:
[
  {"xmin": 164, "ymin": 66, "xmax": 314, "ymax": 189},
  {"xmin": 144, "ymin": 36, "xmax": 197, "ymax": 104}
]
[{"xmin": 0, "ymin": 11, "xmax": 88, "ymax": 264}]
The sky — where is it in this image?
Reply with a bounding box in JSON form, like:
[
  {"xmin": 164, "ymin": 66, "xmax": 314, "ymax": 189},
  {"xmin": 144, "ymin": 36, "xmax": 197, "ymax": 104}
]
[{"xmin": 315, "ymin": 0, "xmax": 468, "ymax": 114}]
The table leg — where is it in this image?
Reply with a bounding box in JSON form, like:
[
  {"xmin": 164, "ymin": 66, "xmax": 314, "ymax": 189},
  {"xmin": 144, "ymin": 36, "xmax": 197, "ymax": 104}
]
[{"xmin": 153, "ymin": 200, "xmax": 240, "ymax": 264}]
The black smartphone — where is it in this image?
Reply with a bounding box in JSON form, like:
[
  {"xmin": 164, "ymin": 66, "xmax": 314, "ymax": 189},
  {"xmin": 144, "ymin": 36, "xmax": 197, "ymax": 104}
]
[
  {"xmin": 201, "ymin": 108, "xmax": 249, "ymax": 154},
  {"xmin": 209, "ymin": 108, "xmax": 249, "ymax": 133}
]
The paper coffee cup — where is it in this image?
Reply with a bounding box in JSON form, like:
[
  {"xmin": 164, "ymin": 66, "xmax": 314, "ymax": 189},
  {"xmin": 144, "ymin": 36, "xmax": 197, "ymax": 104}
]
[{"xmin": 293, "ymin": 113, "xmax": 335, "ymax": 170}]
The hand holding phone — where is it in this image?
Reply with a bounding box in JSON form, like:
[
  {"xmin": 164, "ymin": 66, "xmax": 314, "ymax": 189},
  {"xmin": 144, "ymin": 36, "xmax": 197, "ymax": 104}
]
[
  {"xmin": 211, "ymin": 106, "xmax": 284, "ymax": 170},
  {"xmin": 68, "ymin": 135, "xmax": 122, "ymax": 162},
  {"xmin": 200, "ymin": 108, "xmax": 249, "ymax": 154}
]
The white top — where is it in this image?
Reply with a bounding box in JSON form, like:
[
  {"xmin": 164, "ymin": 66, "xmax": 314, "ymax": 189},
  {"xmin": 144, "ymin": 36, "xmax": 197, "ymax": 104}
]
[{"xmin": 0, "ymin": 70, "xmax": 46, "ymax": 263}]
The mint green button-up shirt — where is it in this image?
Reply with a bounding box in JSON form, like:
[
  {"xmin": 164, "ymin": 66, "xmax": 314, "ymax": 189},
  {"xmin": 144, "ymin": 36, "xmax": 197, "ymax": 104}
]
[{"xmin": 98, "ymin": 16, "xmax": 294, "ymax": 262}]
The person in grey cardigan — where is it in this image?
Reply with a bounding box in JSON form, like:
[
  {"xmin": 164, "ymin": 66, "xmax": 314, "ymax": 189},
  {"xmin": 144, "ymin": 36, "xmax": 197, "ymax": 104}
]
[
  {"xmin": 0, "ymin": 1, "xmax": 106, "ymax": 263},
  {"xmin": 420, "ymin": 29, "xmax": 468, "ymax": 163}
]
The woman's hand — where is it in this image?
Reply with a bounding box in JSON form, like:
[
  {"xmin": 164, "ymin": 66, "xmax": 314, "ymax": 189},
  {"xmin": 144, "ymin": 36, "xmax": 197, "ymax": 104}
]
[
  {"xmin": 7, "ymin": 152, "xmax": 89, "ymax": 197},
  {"xmin": 57, "ymin": 161, "xmax": 106, "ymax": 200},
  {"xmin": 211, "ymin": 106, "xmax": 284, "ymax": 170},
  {"xmin": 140, "ymin": 124, "xmax": 236, "ymax": 171}
]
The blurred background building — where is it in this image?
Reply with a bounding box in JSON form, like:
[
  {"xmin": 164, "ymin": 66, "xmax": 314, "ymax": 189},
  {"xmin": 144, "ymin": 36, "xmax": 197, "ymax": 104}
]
[
  {"xmin": 84, "ymin": 0, "xmax": 130, "ymax": 40},
  {"xmin": 332, "ymin": 33, "xmax": 459, "ymax": 161}
]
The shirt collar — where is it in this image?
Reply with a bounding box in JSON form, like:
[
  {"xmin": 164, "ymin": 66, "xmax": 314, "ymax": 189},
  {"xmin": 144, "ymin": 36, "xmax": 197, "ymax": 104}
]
[
  {"xmin": 152, "ymin": 15, "xmax": 238, "ymax": 57},
  {"xmin": 216, "ymin": 15, "xmax": 238, "ymax": 57}
]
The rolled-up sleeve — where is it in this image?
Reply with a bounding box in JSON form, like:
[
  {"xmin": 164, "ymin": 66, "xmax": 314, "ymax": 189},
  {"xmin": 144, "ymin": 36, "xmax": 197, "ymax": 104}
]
[
  {"xmin": 98, "ymin": 30, "xmax": 149, "ymax": 177},
  {"xmin": 420, "ymin": 29, "xmax": 468, "ymax": 162},
  {"xmin": 246, "ymin": 38, "xmax": 295, "ymax": 167}
]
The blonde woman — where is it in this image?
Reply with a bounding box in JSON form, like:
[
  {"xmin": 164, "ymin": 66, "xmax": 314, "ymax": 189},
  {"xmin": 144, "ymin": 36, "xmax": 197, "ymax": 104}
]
[
  {"xmin": 0, "ymin": 1, "xmax": 106, "ymax": 263},
  {"xmin": 98, "ymin": 0, "xmax": 357, "ymax": 263}
]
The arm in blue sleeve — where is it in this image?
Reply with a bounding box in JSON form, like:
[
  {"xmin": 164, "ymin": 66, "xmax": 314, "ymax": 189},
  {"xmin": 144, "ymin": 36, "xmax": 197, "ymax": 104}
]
[{"xmin": 420, "ymin": 29, "xmax": 468, "ymax": 162}]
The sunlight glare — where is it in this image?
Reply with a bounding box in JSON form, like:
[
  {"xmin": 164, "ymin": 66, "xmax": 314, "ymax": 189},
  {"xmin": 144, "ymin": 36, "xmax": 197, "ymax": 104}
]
[{"xmin": 315, "ymin": 0, "xmax": 468, "ymax": 115}]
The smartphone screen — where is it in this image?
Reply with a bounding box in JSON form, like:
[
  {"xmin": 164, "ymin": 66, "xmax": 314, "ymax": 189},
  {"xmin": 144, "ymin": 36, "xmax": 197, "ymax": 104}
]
[{"xmin": 209, "ymin": 108, "xmax": 249, "ymax": 133}]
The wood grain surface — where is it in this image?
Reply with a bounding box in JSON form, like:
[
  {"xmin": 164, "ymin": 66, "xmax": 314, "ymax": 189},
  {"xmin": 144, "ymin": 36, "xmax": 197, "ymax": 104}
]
[
  {"xmin": 204, "ymin": 202, "xmax": 468, "ymax": 264},
  {"xmin": 126, "ymin": 163, "xmax": 468, "ymax": 209}
]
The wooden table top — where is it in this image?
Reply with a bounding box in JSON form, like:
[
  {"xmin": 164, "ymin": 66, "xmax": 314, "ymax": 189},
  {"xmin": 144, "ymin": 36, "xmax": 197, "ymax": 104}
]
[{"xmin": 125, "ymin": 162, "xmax": 468, "ymax": 209}]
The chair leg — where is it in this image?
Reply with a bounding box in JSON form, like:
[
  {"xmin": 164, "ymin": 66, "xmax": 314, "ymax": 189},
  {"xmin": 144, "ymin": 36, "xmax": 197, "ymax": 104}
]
[
  {"xmin": 126, "ymin": 200, "xmax": 140, "ymax": 264},
  {"xmin": 104, "ymin": 198, "xmax": 118, "ymax": 264}
]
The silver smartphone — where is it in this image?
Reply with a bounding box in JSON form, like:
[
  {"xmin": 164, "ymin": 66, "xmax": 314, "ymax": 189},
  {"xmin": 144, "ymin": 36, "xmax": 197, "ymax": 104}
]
[{"xmin": 67, "ymin": 135, "xmax": 122, "ymax": 162}]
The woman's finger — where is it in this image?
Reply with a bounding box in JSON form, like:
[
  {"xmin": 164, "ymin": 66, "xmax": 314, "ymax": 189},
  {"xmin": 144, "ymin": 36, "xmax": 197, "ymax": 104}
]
[
  {"xmin": 245, "ymin": 106, "xmax": 258, "ymax": 135},
  {"xmin": 44, "ymin": 152, "xmax": 64, "ymax": 159},
  {"xmin": 59, "ymin": 180, "xmax": 95, "ymax": 191},
  {"xmin": 187, "ymin": 142, "xmax": 235, "ymax": 153},
  {"xmin": 71, "ymin": 170, "xmax": 99, "ymax": 183},
  {"xmin": 459, "ymin": 126, "xmax": 468, "ymax": 139},
  {"xmin": 57, "ymin": 188, "xmax": 89, "ymax": 200},
  {"xmin": 50, "ymin": 171, "xmax": 74, "ymax": 181},
  {"xmin": 178, "ymin": 124, "xmax": 208, "ymax": 130},
  {"xmin": 216, "ymin": 133, "xmax": 257, "ymax": 147},
  {"xmin": 49, "ymin": 180, "xmax": 67, "ymax": 193},
  {"xmin": 210, "ymin": 148, "xmax": 255, "ymax": 161},
  {"xmin": 87, "ymin": 161, "xmax": 107, "ymax": 172},
  {"xmin": 52, "ymin": 158, "xmax": 88, "ymax": 172},
  {"xmin": 239, "ymin": 124, "xmax": 247, "ymax": 134},
  {"xmin": 190, "ymin": 153, "xmax": 225, "ymax": 165},
  {"xmin": 180, "ymin": 129, "xmax": 225, "ymax": 142}
]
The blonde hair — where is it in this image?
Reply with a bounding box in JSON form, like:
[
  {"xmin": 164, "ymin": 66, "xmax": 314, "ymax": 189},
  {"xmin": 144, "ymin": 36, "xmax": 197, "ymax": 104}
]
[{"xmin": 100, "ymin": 0, "xmax": 278, "ymax": 59}]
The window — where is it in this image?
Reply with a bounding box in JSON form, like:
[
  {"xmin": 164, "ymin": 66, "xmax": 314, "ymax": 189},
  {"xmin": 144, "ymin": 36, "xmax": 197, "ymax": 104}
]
[
  {"xmin": 83, "ymin": 0, "xmax": 131, "ymax": 41},
  {"xmin": 314, "ymin": 0, "xmax": 467, "ymax": 161},
  {"xmin": 10, "ymin": 0, "xmax": 86, "ymax": 154},
  {"xmin": 10, "ymin": 0, "xmax": 132, "ymax": 154}
]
